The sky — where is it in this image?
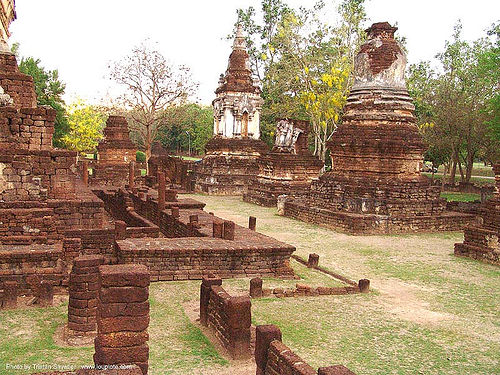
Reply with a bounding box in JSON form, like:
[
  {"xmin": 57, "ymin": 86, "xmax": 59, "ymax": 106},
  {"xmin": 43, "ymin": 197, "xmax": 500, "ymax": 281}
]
[{"xmin": 9, "ymin": 0, "xmax": 500, "ymax": 106}]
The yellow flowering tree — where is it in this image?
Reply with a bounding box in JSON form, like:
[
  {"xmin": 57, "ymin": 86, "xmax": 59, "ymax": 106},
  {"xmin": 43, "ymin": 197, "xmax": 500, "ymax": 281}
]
[{"xmin": 62, "ymin": 99, "xmax": 107, "ymax": 154}]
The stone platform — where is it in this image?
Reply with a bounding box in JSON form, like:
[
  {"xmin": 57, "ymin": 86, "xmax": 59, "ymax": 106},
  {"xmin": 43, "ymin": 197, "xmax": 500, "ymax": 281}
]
[{"xmin": 195, "ymin": 136, "xmax": 269, "ymax": 195}]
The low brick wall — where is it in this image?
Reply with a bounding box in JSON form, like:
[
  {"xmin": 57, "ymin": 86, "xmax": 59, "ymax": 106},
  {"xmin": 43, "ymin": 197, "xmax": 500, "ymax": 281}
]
[
  {"xmin": 199, "ymin": 277, "xmax": 251, "ymax": 359},
  {"xmin": 256, "ymin": 325, "xmax": 356, "ymax": 375},
  {"xmin": 94, "ymin": 264, "xmax": 150, "ymax": 375},
  {"xmin": 68, "ymin": 255, "xmax": 104, "ymax": 333},
  {"xmin": 0, "ymin": 243, "xmax": 64, "ymax": 295},
  {"xmin": 282, "ymin": 200, "xmax": 475, "ymax": 235},
  {"xmin": 116, "ymin": 237, "xmax": 295, "ymax": 281}
]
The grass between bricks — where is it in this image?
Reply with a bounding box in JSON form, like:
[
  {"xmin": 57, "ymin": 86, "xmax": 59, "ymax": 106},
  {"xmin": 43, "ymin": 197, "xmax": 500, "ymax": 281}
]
[{"xmin": 0, "ymin": 195, "xmax": 499, "ymax": 374}]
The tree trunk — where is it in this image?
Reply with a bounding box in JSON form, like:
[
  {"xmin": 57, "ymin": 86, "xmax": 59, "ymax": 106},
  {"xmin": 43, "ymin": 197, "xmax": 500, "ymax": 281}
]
[
  {"xmin": 465, "ymin": 151, "xmax": 474, "ymax": 183},
  {"xmin": 449, "ymin": 148, "xmax": 458, "ymax": 185}
]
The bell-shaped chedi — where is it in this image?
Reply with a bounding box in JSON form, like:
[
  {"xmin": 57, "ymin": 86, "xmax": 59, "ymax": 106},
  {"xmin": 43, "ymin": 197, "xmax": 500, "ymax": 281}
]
[
  {"xmin": 195, "ymin": 23, "xmax": 269, "ymax": 195},
  {"xmin": 455, "ymin": 164, "xmax": 500, "ymax": 265},
  {"xmin": 244, "ymin": 119, "xmax": 323, "ymax": 206},
  {"xmin": 280, "ymin": 22, "xmax": 475, "ymax": 234}
]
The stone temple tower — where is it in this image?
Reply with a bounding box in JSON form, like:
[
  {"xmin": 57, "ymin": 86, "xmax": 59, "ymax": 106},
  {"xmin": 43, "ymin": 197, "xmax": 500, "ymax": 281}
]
[
  {"xmin": 280, "ymin": 22, "xmax": 475, "ymax": 234},
  {"xmin": 212, "ymin": 24, "xmax": 263, "ymax": 139},
  {"xmin": 194, "ymin": 23, "xmax": 269, "ymax": 195}
]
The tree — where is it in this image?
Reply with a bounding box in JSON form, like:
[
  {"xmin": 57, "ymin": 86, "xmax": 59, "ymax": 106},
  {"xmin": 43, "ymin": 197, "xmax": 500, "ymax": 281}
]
[
  {"xmin": 13, "ymin": 44, "xmax": 69, "ymax": 147},
  {"xmin": 109, "ymin": 42, "xmax": 198, "ymax": 168},
  {"xmin": 157, "ymin": 103, "xmax": 213, "ymax": 155},
  {"xmin": 407, "ymin": 21, "xmax": 500, "ymax": 183},
  {"xmin": 62, "ymin": 99, "xmax": 107, "ymax": 154},
  {"xmin": 236, "ymin": 0, "xmax": 366, "ymax": 160}
]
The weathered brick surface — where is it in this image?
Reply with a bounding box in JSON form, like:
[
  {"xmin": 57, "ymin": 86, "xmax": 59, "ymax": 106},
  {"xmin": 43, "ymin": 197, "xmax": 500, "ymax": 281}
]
[
  {"xmin": 455, "ymin": 164, "xmax": 500, "ymax": 265},
  {"xmin": 256, "ymin": 324, "xmax": 356, "ymax": 375},
  {"xmin": 280, "ymin": 22, "xmax": 474, "ymax": 234},
  {"xmin": 89, "ymin": 116, "xmax": 136, "ymax": 187},
  {"xmin": 195, "ymin": 136, "xmax": 269, "ymax": 195},
  {"xmin": 200, "ymin": 280, "xmax": 251, "ymax": 359},
  {"xmin": 68, "ymin": 255, "xmax": 104, "ymax": 333},
  {"xmin": 0, "ymin": 54, "xmax": 37, "ymax": 108},
  {"xmin": 94, "ymin": 264, "xmax": 150, "ymax": 375},
  {"xmin": 244, "ymin": 119, "xmax": 323, "ymax": 207}
]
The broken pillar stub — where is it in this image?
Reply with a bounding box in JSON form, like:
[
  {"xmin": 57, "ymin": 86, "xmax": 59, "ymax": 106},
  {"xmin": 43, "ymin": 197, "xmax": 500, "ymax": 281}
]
[
  {"xmin": 250, "ymin": 277, "xmax": 263, "ymax": 298},
  {"xmin": 358, "ymin": 279, "xmax": 370, "ymax": 293},
  {"xmin": 249, "ymin": 216, "xmax": 257, "ymax": 231},
  {"xmin": 199, "ymin": 277, "xmax": 222, "ymax": 326},
  {"xmin": 226, "ymin": 296, "xmax": 252, "ymax": 359},
  {"xmin": 129, "ymin": 161, "xmax": 135, "ymax": 189},
  {"xmin": 213, "ymin": 221, "xmax": 223, "ymax": 238},
  {"xmin": 68, "ymin": 255, "xmax": 104, "ymax": 333},
  {"xmin": 157, "ymin": 171, "xmax": 166, "ymax": 211},
  {"xmin": 38, "ymin": 280, "xmax": 54, "ymax": 307},
  {"xmin": 2, "ymin": 281, "xmax": 18, "ymax": 309},
  {"xmin": 223, "ymin": 220, "xmax": 235, "ymax": 240},
  {"xmin": 115, "ymin": 220, "xmax": 127, "ymax": 240},
  {"xmin": 95, "ymin": 264, "xmax": 150, "ymax": 375},
  {"xmin": 189, "ymin": 215, "xmax": 199, "ymax": 224},
  {"xmin": 318, "ymin": 366, "xmax": 357, "ymax": 375},
  {"xmin": 255, "ymin": 325, "xmax": 282, "ymax": 375},
  {"xmin": 82, "ymin": 160, "xmax": 89, "ymax": 186},
  {"xmin": 308, "ymin": 253, "xmax": 320, "ymax": 268},
  {"xmin": 171, "ymin": 206, "xmax": 180, "ymax": 218}
]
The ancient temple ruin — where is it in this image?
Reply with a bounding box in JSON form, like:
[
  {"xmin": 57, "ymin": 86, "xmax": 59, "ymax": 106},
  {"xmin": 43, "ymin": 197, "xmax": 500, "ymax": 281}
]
[
  {"xmin": 195, "ymin": 24, "xmax": 269, "ymax": 195},
  {"xmin": 279, "ymin": 22, "xmax": 475, "ymax": 234},
  {"xmin": 0, "ymin": 47, "xmax": 105, "ymax": 294},
  {"xmin": 244, "ymin": 118, "xmax": 323, "ymax": 206},
  {"xmin": 455, "ymin": 164, "xmax": 500, "ymax": 265},
  {"xmin": 91, "ymin": 115, "xmax": 137, "ymax": 186}
]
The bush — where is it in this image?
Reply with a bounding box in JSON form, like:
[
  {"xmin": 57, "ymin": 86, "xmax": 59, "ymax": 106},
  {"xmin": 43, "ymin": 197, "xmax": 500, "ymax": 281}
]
[{"xmin": 136, "ymin": 150, "xmax": 146, "ymax": 162}]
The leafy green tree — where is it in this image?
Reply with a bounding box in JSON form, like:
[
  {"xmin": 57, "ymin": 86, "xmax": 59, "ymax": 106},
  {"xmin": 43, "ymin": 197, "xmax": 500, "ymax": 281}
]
[
  {"xmin": 62, "ymin": 100, "xmax": 106, "ymax": 154},
  {"xmin": 13, "ymin": 45, "xmax": 69, "ymax": 147},
  {"xmin": 407, "ymin": 21, "xmax": 500, "ymax": 183},
  {"xmin": 157, "ymin": 103, "xmax": 213, "ymax": 155},
  {"xmin": 236, "ymin": 0, "xmax": 366, "ymax": 160}
]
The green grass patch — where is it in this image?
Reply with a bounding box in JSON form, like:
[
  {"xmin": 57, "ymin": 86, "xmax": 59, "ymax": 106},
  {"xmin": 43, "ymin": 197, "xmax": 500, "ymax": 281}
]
[{"xmin": 440, "ymin": 191, "xmax": 481, "ymax": 202}]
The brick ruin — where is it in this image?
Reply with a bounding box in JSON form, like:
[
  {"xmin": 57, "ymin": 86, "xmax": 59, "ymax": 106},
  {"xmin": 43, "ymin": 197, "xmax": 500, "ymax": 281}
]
[
  {"xmin": 244, "ymin": 119, "xmax": 323, "ymax": 206},
  {"xmin": 200, "ymin": 277, "xmax": 252, "ymax": 359},
  {"xmin": 279, "ymin": 22, "xmax": 475, "ymax": 234},
  {"xmin": 195, "ymin": 23, "xmax": 269, "ymax": 195},
  {"xmin": 146, "ymin": 142, "xmax": 194, "ymax": 192},
  {"xmin": 255, "ymin": 325, "xmax": 356, "ymax": 375},
  {"xmin": 90, "ymin": 115, "xmax": 137, "ymax": 187},
  {"xmin": 454, "ymin": 164, "xmax": 500, "ymax": 265},
  {"xmin": 0, "ymin": 50, "xmax": 105, "ymax": 294},
  {"xmin": 0, "ymin": 40, "xmax": 296, "ymax": 300}
]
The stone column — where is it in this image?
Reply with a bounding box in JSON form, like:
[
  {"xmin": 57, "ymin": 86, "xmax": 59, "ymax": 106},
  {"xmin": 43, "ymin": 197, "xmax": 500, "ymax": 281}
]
[
  {"xmin": 129, "ymin": 161, "xmax": 135, "ymax": 189},
  {"xmin": 255, "ymin": 325, "xmax": 282, "ymax": 375},
  {"xmin": 200, "ymin": 277, "xmax": 222, "ymax": 326},
  {"xmin": 358, "ymin": 279, "xmax": 370, "ymax": 293},
  {"xmin": 249, "ymin": 216, "xmax": 257, "ymax": 231},
  {"xmin": 213, "ymin": 221, "xmax": 223, "ymax": 238},
  {"xmin": 157, "ymin": 171, "xmax": 166, "ymax": 211},
  {"xmin": 308, "ymin": 253, "xmax": 320, "ymax": 268},
  {"xmin": 227, "ymin": 296, "xmax": 252, "ymax": 359},
  {"xmin": 82, "ymin": 161, "xmax": 89, "ymax": 186},
  {"xmin": 171, "ymin": 206, "xmax": 180, "ymax": 218},
  {"xmin": 223, "ymin": 221, "xmax": 235, "ymax": 240},
  {"xmin": 68, "ymin": 255, "xmax": 104, "ymax": 333},
  {"xmin": 250, "ymin": 277, "xmax": 263, "ymax": 298},
  {"xmin": 94, "ymin": 264, "xmax": 150, "ymax": 375}
]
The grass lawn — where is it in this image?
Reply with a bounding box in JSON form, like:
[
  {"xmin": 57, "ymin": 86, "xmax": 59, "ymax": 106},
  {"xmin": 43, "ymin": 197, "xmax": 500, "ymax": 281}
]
[
  {"xmin": 436, "ymin": 162, "xmax": 495, "ymax": 178},
  {"xmin": 440, "ymin": 192, "xmax": 481, "ymax": 202},
  {"xmin": 1, "ymin": 195, "xmax": 499, "ymax": 375},
  {"xmin": 422, "ymin": 173, "xmax": 495, "ymax": 187}
]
